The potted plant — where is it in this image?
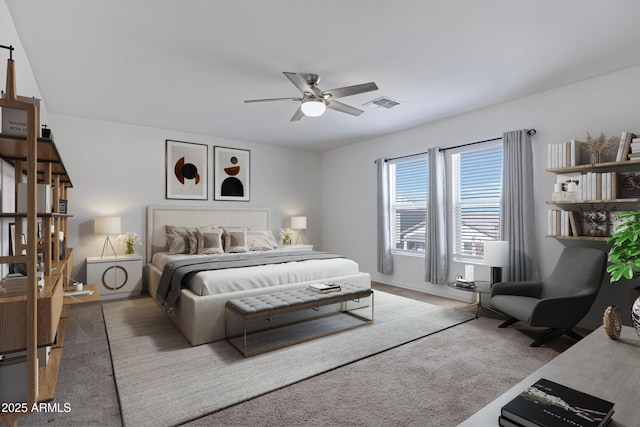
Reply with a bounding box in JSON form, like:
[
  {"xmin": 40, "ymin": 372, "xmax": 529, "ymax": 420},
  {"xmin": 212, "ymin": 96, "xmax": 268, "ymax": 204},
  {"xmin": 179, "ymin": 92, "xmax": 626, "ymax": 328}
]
[{"xmin": 606, "ymin": 209, "xmax": 640, "ymax": 337}]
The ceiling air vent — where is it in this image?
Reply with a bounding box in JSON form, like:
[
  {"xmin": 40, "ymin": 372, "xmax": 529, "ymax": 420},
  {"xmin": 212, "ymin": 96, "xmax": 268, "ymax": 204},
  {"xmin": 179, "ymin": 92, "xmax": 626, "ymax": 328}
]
[{"xmin": 364, "ymin": 96, "xmax": 402, "ymax": 110}]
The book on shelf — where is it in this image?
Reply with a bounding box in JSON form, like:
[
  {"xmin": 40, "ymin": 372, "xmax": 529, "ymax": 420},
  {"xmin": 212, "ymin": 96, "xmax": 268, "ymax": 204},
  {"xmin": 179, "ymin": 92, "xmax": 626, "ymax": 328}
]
[
  {"xmin": 500, "ymin": 378, "xmax": 614, "ymax": 427},
  {"xmin": 307, "ymin": 283, "xmax": 342, "ymax": 293}
]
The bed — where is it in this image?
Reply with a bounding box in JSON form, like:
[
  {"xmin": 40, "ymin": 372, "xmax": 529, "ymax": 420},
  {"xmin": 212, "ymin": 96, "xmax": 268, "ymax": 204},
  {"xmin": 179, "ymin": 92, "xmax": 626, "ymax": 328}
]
[{"xmin": 144, "ymin": 205, "xmax": 371, "ymax": 346}]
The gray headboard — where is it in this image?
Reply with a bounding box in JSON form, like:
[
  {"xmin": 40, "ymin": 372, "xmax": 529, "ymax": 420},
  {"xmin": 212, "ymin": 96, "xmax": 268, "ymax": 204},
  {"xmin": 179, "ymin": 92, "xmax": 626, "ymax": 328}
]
[{"xmin": 145, "ymin": 205, "xmax": 271, "ymax": 263}]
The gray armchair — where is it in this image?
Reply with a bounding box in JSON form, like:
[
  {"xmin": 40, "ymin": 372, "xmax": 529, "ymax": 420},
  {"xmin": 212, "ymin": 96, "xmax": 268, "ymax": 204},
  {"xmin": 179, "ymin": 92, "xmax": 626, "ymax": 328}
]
[{"xmin": 490, "ymin": 246, "xmax": 606, "ymax": 347}]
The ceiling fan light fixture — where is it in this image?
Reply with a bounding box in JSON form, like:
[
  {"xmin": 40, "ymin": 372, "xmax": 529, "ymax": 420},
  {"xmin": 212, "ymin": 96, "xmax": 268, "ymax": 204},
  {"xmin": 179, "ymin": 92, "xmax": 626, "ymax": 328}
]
[{"xmin": 300, "ymin": 99, "xmax": 326, "ymax": 117}]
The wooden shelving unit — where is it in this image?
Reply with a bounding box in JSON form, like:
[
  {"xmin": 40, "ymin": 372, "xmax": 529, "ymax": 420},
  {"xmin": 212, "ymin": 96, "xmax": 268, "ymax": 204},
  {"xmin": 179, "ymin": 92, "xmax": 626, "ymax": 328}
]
[
  {"xmin": 546, "ymin": 152, "xmax": 640, "ymax": 241},
  {"xmin": 0, "ymin": 53, "xmax": 74, "ymax": 426}
]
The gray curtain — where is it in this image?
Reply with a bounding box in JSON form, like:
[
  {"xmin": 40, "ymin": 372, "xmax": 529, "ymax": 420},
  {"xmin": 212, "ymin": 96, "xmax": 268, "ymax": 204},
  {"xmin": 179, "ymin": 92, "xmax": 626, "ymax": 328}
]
[
  {"xmin": 377, "ymin": 158, "xmax": 393, "ymax": 274},
  {"xmin": 500, "ymin": 130, "xmax": 539, "ymax": 281},
  {"xmin": 425, "ymin": 147, "xmax": 448, "ymax": 283}
]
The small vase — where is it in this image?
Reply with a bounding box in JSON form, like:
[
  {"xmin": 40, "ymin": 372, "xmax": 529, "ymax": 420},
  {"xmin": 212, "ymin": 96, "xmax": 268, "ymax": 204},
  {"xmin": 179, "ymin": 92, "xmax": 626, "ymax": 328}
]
[
  {"xmin": 283, "ymin": 237, "xmax": 291, "ymax": 246},
  {"xmin": 125, "ymin": 243, "xmax": 134, "ymax": 255},
  {"xmin": 632, "ymin": 297, "xmax": 640, "ymax": 339},
  {"xmin": 603, "ymin": 305, "xmax": 622, "ymax": 340},
  {"xmin": 590, "ymin": 152, "xmax": 603, "ymax": 164}
]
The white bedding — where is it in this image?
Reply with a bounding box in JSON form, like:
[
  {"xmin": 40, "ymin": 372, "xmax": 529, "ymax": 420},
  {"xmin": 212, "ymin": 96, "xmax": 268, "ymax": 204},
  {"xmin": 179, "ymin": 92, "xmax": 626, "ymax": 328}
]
[{"xmin": 152, "ymin": 249, "xmax": 360, "ymax": 296}]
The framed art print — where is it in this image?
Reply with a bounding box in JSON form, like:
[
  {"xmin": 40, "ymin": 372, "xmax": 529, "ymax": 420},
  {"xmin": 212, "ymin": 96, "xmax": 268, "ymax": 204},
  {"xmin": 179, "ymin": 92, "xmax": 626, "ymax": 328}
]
[
  {"xmin": 166, "ymin": 139, "xmax": 208, "ymax": 200},
  {"xmin": 214, "ymin": 146, "xmax": 250, "ymax": 201}
]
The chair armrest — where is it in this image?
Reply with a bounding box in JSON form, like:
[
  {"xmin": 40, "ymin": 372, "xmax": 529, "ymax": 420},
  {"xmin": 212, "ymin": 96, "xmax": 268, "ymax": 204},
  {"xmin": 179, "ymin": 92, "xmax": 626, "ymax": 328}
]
[
  {"xmin": 490, "ymin": 280, "xmax": 543, "ymax": 298},
  {"xmin": 529, "ymin": 295, "xmax": 596, "ymax": 328}
]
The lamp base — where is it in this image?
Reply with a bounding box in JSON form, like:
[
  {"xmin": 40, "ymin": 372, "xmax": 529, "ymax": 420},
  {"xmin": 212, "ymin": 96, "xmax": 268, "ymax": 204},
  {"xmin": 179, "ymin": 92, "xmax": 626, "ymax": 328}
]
[
  {"xmin": 294, "ymin": 230, "xmax": 305, "ymax": 245},
  {"xmin": 101, "ymin": 235, "xmax": 118, "ymax": 258},
  {"xmin": 490, "ymin": 266, "xmax": 502, "ymax": 285}
]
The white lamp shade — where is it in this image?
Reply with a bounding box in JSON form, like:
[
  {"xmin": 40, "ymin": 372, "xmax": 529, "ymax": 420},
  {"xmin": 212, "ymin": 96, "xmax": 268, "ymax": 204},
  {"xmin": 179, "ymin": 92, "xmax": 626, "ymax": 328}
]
[
  {"xmin": 483, "ymin": 240, "xmax": 509, "ymax": 267},
  {"xmin": 94, "ymin": 216, "xmax": 121, "ymax": 235},
  {"xmin": 300, "ymin": 99, "xmax": 326, "ymax": 117},
  {"xmin": 291, "ymin": 216, "xmax": 307, "ymax": 230}
]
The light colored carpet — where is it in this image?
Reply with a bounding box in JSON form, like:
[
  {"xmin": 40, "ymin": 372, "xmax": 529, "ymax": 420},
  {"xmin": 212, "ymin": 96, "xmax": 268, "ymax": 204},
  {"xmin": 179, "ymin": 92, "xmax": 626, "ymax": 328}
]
[{"xmin": 103, "ymin": 291, "xmax": 472, "ymax": 426}]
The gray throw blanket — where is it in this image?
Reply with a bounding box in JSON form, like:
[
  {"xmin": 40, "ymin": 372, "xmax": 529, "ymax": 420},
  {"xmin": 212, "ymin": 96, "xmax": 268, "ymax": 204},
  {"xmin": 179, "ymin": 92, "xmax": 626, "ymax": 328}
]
[{"xmin": 156, "ymin": 250, "xmax": 345, "ymax": 310}]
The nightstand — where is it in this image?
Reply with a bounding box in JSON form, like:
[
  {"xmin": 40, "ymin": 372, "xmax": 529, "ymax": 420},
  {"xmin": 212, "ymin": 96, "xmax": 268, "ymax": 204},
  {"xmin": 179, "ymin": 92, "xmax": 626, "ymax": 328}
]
[{"xmin": 86, "ymin": 255, "xmax": 142, "ymax": 300}]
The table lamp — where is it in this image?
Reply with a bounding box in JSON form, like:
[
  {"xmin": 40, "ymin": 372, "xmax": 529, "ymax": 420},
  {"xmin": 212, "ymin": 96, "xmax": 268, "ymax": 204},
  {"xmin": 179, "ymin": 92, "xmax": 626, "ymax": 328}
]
[
  {"xmin": 95, "ymin": 216, "xmax": 121, "ymax": 258},
  {"xmin": 291, "ymin": 216, "xmax": 307, "ymax": 245},
  {"xmin": 483, "ymin": 240, "xmax": 509, "ymax": 285}
]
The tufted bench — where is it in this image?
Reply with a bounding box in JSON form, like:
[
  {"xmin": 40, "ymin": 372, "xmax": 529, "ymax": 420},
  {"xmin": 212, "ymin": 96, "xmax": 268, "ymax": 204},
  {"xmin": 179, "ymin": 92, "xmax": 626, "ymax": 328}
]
[{"xmin": 225, "ymin": 283, "xmax": 373, "ymax": 356}]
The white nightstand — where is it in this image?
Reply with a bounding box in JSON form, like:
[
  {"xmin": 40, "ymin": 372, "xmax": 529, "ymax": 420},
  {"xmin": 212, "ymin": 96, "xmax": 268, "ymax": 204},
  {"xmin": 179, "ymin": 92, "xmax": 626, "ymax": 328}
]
[{"xmin": 86, "ymin": 255, "xmax": 142, "ymax": 300}]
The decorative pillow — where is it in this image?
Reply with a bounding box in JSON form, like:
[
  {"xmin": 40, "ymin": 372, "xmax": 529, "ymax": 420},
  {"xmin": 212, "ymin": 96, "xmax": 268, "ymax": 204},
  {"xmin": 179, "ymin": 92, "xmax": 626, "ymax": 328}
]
[
  {"xmin": 247, "ymin": 230, "xmax": 279, "ymax": 251},
  {"xmin": 222, "ymin": 226, "xmax": 248, "ymax": 253},
  {"xmin": 165, "ymin": 225, "xmax": 199, "ymax": 254},
  {"xmin": 196, "ymin": 227, "xmax": 224, "ymax": 254},
  {"xmin": 165, "ymin": 234, "xmax": 190, "ymax": 255}
]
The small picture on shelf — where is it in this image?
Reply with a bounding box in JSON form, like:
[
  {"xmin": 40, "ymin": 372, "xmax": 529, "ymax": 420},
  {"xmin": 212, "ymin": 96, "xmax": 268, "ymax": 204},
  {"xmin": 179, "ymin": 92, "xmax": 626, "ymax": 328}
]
[
  {"xmin": 582, "ymin": 209, "xmax": 608, "ymax": 237},
  {"xmin": 620, "ymin": 172, "xmax": 640, "ymax": 198},
  {"xmin": 609, "ymin": 211, "xmax": 634, "ymax": 236}
]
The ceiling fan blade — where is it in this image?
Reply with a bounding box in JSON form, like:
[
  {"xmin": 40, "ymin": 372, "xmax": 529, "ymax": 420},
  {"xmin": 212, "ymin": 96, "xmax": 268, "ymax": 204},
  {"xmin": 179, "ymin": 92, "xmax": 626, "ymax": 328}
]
[
  {"xmin": 283, "ymin": 72, "xmax": 314, "ymax": 94},
  {"xmin": 326, "ymin": 100, "xmax": 364, "ymax": 116},
  {"xmin": 290, "ymin": 105, "xmax": 305, "ymax": 121},
  {"xmin": 323, "ymin": 82, "xmax": 378, "ymax": 99},
  {"xmin": 244, "ymin": 97, "xmax": 301, "ymax": 103}
]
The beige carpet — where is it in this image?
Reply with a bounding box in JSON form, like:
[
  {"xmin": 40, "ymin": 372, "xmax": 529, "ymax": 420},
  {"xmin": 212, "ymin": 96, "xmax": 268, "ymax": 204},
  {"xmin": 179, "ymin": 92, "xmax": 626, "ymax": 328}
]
[{"xmin": 103, "ymin": 292, "xmax": 472, "ymax": 426}]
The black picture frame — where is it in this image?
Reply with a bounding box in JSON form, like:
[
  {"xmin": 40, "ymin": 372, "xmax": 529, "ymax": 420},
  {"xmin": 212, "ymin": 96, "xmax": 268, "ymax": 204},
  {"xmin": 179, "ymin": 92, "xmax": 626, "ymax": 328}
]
[
  {"xmin": 213, "ymin": 146, "xmax": 250, "ymax": 201},
  {"xmin": 165, "ymin": 139, "xmax": 208, "ymax": 200}
]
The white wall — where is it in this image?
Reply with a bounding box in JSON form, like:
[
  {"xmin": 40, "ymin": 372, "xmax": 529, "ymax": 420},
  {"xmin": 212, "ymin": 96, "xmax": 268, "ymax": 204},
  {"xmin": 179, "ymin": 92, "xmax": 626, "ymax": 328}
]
[
  {"xmin": 46, "ymin": 114, "xmax": 322, "ymax": 282},
  {"xmin": 321, "ymin": 65, "xmax": 640, "ymax": 328}
]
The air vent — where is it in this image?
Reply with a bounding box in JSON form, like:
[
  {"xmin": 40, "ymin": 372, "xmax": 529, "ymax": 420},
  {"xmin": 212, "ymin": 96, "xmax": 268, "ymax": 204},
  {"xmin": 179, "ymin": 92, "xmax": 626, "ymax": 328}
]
[{"xmin": 364, "ymin": 96, "xmax": 402, "ymax": 110}]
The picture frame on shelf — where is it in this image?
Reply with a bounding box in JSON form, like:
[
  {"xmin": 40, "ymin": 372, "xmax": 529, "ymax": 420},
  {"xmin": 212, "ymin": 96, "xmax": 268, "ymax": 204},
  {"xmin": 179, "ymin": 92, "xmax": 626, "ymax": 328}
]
[
  {"xmin": 165, "ymin": 139, "xmax": 208, "ymax": 200},
  {"xmin": 213, "ymin": 146, "xmax": 250, "ymax": 201},
  {"xmin": 8, "ymin": 222, "xmax": 26, "ymax": 275}
]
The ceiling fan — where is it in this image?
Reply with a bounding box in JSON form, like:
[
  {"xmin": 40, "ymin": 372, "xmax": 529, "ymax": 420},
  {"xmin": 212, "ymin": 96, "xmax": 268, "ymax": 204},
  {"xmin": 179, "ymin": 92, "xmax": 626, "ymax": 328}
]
[{"xmin": 244, "ymin": 72, "xmax": 378, "ymax": 121}]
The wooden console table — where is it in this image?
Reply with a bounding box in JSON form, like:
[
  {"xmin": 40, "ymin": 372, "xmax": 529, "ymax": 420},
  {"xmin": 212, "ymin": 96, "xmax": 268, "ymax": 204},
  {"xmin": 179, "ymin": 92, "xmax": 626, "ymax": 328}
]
[{"xmin": 459, "ymin": 326, "xmax": 640, "ymax": 426}]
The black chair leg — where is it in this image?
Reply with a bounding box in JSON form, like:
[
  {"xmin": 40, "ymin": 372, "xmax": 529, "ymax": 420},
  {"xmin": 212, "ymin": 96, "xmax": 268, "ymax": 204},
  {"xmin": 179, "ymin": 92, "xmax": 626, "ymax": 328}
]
[
  {"xmin": 564, "ymin": 329, "xmax": 584, "ymax": 342},
  {"xmin": 530, "ymin": 328, "xmax": 583, "ymax": 347},
  {"xmin": 498, "ymin": 317, "xmax": 519, "ymax": 328},
  {"xmin": 531, "ymin": 328, "xmax": 564, "ymax": 347}
]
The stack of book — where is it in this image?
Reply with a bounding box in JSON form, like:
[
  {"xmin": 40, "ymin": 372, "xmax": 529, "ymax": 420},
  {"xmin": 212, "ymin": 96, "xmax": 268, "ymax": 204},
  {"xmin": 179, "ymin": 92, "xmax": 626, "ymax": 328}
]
[
  {"xmin": 629, "ymin": 136, "xmax": 640, "ymax": 160},
  {"xmin": 500, "ymin": 378, "xmax": 614, "ymax": 427},
  {"xmin": 547, "ymin": 140, "xmax": 581, "ymax": 168},
  {"xmin": 0, "ymin": 272, "xmax": 44, "ymax": 294},
  {"xmin": 547, "ymin": 209, "xmax": 582, "ymax": 237},
  {"xmin": 307, "ymin": 282, "xmax": 342, "ymax": 294},
  {"xmin": 454, "ymin": 278, "xmax": 476, "ymax": 289}
]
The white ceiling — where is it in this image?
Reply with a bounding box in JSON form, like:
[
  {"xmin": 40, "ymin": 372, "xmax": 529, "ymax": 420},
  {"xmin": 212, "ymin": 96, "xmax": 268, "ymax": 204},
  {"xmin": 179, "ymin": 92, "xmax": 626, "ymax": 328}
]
[{"xmin": 6, "ymin": 0, "xmax": 640, "ymax": 151}]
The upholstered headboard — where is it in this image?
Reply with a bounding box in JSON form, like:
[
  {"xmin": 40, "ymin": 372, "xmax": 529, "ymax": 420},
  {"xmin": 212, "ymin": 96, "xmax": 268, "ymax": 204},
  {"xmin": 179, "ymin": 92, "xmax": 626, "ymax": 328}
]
[{"xmin": 145, "ymin": 205, "xmax": 271, "ymax": 263}]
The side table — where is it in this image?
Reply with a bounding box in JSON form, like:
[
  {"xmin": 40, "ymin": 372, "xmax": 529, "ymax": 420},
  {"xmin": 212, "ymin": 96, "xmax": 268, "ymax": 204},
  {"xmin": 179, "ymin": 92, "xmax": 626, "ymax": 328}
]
[
  {"xmin": 86, "ymin": 255, "xmax": 142, "ymax": 300},
  {"xmin": 447, "ymin": 281, "xmax": 503, "ymax": 318}
]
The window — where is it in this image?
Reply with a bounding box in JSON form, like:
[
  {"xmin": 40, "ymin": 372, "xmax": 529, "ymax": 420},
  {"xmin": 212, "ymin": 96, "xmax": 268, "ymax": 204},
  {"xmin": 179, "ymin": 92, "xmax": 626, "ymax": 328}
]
[
  {"xmin": 452, "ymin": 145, "xmax": 503, "ymax": 261},
  {"xmin": 389, "ymin": 155, "xmax": 428, "ymax": 254}
]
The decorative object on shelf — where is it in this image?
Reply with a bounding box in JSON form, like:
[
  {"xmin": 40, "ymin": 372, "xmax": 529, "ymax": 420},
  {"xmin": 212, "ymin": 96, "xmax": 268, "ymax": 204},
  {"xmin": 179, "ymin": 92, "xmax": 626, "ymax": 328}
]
[
  {"xmin": 483, "ymin": 240, "xmax": 509, "ymax": 284},
  {"xmin": 117, "ymin": 232, "xmax": 142, "ymax": 255},
  {"xmin": 606, "ymin": 208, "xmax": 640, "ymax": 337},
  {"xmin": 290, "ymin": 216, "xmax": 307, "ymax": 245},
  {"xmin": 95, "ymin": 216, "xmax": 121, "ymax": 258},
  {"xmin": 582, "ymin": 208, "xmax": 608, "ymax": 237},
  {"xmin": 602, "ymin": 305, "xmax": 622, "ymax": 340},
  {"xmin": 279, "ymin": 228, "xmax": 293, "ymax": 246},
  {"xmin": 632, "ymin": 297, "xmax": 640, "ymax": 338},
  {"xmin": 582, "ymin": 132, "xmax": 619, "ymax": 164},
  {"xmin": 213, "ymin": 146, "xmax": 250, "ymax": 201},
  {"xmin": 165, "ymin": 139, "xmax": 208, "ymax": 200},
  {"xmin": 620, "ymin": 172, "xmax": 640, "ymax": 197}
]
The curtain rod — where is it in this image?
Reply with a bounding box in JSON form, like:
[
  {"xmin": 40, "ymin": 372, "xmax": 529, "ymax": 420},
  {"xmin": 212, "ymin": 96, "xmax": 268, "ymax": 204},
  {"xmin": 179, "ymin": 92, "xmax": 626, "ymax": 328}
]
[{"xmin": 376, "ymin": 129, "xmax": 536, "ymax": 163}]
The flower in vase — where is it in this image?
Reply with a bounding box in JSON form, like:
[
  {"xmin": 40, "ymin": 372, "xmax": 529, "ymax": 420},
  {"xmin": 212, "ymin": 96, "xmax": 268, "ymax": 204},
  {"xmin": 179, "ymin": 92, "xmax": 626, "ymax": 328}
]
[
  {"xmin": 278, "ymin": 228, "xmax": 293, "ymax": 246},
  {"xmin": 117, "ymin": 232, "xmax": 142, "ymax": 255}
]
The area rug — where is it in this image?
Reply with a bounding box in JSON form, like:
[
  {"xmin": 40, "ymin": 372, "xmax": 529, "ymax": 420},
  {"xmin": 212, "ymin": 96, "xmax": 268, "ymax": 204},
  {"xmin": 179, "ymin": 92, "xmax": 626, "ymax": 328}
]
[{"xmin": 103, "ymin": 291, "xmax": 472, "ymax": 426}]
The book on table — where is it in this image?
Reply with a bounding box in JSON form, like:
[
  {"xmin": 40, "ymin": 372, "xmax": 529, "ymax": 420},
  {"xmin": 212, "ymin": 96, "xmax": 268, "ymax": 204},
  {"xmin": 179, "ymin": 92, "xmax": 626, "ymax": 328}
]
[
  {"xmin": 500, "ymin": 378, "xmax": 614, "ymax": 427},
  {"xmin": 307, "ymin": 283, "xmax": 342, "ymax": 293}
]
